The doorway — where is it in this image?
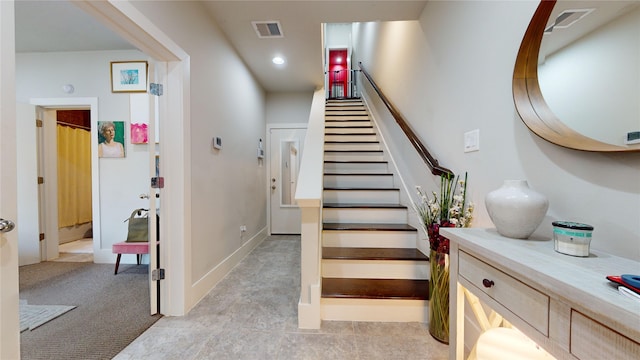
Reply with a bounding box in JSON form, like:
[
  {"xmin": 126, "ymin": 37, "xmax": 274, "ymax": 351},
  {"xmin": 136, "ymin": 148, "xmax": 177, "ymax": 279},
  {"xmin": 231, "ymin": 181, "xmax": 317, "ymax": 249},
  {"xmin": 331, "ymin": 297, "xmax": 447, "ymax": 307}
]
[
  {"xmin": 26, "ymin": 99, "xmax": 101, "ymax": 265},
  {"xmin": 54, "ymin": 109, "xmax": 94, "ymax": 262},
  {"xmin": 16, "ymin": 103, "xmax": 96, "ymax": 266},
  {"xmin": 328, "ymin": 48, "xmax": 348, "ymax": 99},
  {"xmin": 269, "ymin": 126, "xmax": 307, "ymax": 234}
]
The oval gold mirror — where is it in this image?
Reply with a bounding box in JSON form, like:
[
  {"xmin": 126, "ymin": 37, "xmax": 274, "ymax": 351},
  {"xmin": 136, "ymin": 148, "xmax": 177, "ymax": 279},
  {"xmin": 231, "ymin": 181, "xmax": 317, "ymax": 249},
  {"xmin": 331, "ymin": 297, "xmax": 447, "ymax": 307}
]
[{"xmin": 513, "ymin": 0, "xmax": 640, "ymax": 152}]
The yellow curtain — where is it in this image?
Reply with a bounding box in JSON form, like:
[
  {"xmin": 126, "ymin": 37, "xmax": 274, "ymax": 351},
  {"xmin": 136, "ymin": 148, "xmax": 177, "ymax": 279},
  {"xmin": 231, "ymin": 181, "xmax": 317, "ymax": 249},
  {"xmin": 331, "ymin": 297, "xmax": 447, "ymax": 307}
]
[{"xmin": 57, "ymin": 125, "xmax": 92, "ymax": 228}]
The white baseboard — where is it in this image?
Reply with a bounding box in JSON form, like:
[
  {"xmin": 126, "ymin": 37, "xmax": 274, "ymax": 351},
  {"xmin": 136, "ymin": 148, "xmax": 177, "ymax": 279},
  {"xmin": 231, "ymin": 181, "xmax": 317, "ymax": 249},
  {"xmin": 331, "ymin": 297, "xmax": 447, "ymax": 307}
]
[
  {"xmin": 94, "ymin": 248, "xmax": 116, "ymax": 264},
  {"xmin": 189, "ymin": 227, "xmax": 268, "ymax": 309}
]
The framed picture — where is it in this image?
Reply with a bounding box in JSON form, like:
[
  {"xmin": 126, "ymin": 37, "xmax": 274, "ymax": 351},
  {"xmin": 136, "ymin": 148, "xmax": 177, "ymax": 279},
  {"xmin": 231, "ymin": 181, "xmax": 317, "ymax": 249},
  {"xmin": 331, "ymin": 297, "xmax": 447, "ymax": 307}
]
[
  {"xmin": 110, "ymin": 61, "xmax": 148, "ymax": 93},
  {"xmin": 98, "ymin": 121, "xmax": 126, "ymax": 158}
]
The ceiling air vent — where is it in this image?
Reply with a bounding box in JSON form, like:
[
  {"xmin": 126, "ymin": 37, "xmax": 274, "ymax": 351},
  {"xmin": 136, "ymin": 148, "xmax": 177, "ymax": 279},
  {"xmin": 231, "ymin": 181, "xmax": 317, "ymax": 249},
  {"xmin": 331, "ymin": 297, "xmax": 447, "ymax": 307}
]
[
  {"xmin": 252, "ymin": 21, "xmax": 284, "ymax": 38},
  {"xmin": 545, "ymin": 9, "xmax": 594, "ymax": 33}
]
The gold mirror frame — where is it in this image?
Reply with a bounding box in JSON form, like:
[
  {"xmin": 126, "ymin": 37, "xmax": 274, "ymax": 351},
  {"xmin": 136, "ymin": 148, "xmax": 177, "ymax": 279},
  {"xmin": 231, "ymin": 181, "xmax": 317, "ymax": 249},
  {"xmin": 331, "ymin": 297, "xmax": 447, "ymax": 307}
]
[{"xmin": 513, "ymin": 0, "xmax": 639, "ymax": 152}]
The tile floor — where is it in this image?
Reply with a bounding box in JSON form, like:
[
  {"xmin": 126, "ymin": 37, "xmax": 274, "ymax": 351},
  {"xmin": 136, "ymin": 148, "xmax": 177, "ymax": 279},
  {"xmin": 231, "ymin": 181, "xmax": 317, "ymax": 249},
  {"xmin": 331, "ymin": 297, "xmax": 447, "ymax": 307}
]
[{"xmin": 114, "ymin": 235, "xmax": 449, "ymax": 359}]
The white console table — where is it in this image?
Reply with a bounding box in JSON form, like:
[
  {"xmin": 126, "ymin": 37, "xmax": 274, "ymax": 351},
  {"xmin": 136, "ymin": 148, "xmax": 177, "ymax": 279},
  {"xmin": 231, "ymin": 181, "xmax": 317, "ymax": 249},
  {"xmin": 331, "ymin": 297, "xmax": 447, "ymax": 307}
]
[{"xmin": 441, "ymin": 228, "xmax": 640, "ymax": 360}]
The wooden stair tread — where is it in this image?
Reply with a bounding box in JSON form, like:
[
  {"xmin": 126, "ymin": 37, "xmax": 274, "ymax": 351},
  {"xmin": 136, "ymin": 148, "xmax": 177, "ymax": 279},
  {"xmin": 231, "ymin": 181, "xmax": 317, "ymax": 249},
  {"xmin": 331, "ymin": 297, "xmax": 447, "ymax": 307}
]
[
  {"xmin": 324, "ymin": 150, "xmax": 382, "ymax": 153},
  {"xmin": 325, "ymin": 140, "xmax": 379, "ymax": 144},
  {"xmin": 323, "ymin": 247, "xmax": 427, "ymax": 261},
  {"xmin": 326, "ymin": 109, "xmax": 366, "ymax": 111},
  {"xmin": 326, "ymin": 132, "xmax": 374, "ymax": 135},
  {"xmin": 324, "ymin": 172, "xmax": 392, "ymax": 176},
  {"xmin": 325, "ymin": 125, "xmax": 373, "ymax": 128},
  {"xmin": 325, "ymin": 120, "xmax": 371, "ymax": 124},
  {"xmin": 322, "ymin": 278, "xmax": 429, "ymax": 300},
  {"xmin": 323, "ymin": 203, "xmax": 406, "ymax": 209},
  {"xmin": 324, "ymin": 160, "xmax": 387, "ymax": 164},
  {"xmin": 323, "ymin": 222, "xmax": 416, "ymax": 231},
  {"xmin": 324, "ymin": 187, "xmax": 398, "ymax": 191}
]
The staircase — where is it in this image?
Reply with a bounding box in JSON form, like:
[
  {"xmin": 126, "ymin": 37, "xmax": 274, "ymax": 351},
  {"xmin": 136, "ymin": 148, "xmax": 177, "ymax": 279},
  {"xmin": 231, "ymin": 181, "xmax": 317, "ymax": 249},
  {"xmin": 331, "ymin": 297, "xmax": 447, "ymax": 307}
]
[{"xmin": 320, "ymin": 98, "xmax": 429, "ymax": 322}]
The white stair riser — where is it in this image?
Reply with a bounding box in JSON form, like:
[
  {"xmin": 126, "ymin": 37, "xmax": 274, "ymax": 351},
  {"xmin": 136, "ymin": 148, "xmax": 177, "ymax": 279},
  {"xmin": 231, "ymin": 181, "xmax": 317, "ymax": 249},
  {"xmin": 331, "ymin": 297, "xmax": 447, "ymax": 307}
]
[
  {"xmin": 325, "ymin": 122, "xmax": 371, "ymax": 128},
  {"xmin": 326, "ymin": 103, "xmax": 362, "ymax": 106},
  {"xmin": 323, "ymin": 230, "xmax": 417, "ymax": 248},
  {"xmin": 325, "ymin": 106, "xmax": 367, "ymax": 115},
  {"xmin": 324, "ymin": 153, "xmax": 384, "ymax": 162},
  {"xmin": 324, "ymin": 143, "xmax": 380, "ymax": 151},
  {"xmin": 325, "ymin": 116, "xmax": 370, "ymax": 121},
  {"xmin": 325, "ymin": 127, "xmax": 375, "ymax": 134},
  {"xmin": 325, "ymin": 111, "xmax": 368, "ymax": 116},
  {"xmin": 323, "ymin": 208, "xmax": 407, "ymax": 224},
  {"xmin": 324, "ymin": 162, "xmax": 388, "ymax": 173},
  {"xmin": 323, "ymin": 190, "xmax": 399, "ymax": 204},
  {"xmin": 321, "ymin": 298, "xmax": 427, "ymax": 322},
  {"xmin": 324, "ymin": 175, "xmax": 393, "ymax": 188},
  {"xmin": 322, "ymin": 260, "xmax": 428, "ymax": 279},
  {"xmin": 325, "ymin": 134, "xmax": 378, "ymax": 142}
]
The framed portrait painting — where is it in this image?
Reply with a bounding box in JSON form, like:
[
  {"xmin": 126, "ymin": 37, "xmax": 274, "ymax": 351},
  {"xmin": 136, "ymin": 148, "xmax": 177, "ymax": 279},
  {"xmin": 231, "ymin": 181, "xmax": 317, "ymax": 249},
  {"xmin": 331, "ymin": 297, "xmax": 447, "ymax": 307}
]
[
  {"xmin": 111, "ymin": 61, "xmax": 148, "ymax": 93},
  {"xmin": 98, "ymin": 121, "xmax": 126, "ymax": 158}
]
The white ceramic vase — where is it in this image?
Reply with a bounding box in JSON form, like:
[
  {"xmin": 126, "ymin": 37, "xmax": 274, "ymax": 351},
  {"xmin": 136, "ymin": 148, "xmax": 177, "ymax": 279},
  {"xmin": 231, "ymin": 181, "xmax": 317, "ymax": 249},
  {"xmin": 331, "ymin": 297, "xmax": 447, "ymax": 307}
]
[{"xmin": 485, "ymin": 180, "xmax": 549, "ymax": 239}]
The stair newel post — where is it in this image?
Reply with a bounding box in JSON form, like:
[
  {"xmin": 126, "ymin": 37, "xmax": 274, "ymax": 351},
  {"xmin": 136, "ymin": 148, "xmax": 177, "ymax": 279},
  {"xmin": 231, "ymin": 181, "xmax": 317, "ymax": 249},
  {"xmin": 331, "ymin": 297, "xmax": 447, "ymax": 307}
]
[
  {"xmin": 298, "ymin": 203, "xmax": 322, "ymax": 329},
  {"xmin": 295, "ymin": 89, "xmax": 326, "ymax": 329}
]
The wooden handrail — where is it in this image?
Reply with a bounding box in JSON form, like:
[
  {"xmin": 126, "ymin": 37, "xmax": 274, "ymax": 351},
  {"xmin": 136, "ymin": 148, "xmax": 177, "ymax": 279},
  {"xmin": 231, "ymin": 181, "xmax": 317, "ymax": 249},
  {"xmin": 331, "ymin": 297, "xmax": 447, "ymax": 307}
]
[{"xmin": 358, "ymin": 62, "xmax": 454, "ymax": 177}]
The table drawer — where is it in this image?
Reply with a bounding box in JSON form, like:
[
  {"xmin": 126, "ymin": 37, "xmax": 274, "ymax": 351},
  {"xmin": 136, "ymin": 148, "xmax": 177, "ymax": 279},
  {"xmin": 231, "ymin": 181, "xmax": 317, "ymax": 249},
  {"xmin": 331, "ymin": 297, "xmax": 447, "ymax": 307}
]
[
  {"xmin": 571, "ymin": 311, "xmax": 640, "ymax": 359},
  {"xmin": 459, "ymin": 251, "xmax": 549, "ymax": 335}
]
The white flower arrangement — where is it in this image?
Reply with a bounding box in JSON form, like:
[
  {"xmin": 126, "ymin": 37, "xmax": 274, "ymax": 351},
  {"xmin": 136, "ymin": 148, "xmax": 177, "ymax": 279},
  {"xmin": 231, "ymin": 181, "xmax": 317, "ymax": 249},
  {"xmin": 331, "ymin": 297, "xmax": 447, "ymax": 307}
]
[{"xmin": 415, "ymin": 172, "xmax": 474, "ymax": 231}]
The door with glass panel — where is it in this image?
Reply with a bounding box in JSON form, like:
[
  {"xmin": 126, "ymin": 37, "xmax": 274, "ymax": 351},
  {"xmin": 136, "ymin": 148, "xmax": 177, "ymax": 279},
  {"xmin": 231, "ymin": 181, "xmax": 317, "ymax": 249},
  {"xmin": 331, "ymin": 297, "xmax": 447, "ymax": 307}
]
[{"xmin": 269, "ymin": 128, "xmax": 306, "ymax": 234}]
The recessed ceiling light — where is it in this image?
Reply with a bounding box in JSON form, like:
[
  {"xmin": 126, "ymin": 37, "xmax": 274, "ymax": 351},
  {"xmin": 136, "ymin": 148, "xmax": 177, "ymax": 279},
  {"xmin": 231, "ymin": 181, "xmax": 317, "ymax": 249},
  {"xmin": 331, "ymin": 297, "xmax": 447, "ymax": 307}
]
[
  {"xmin": 336, "ymin": 57, "xmax": 342, "ymax": 63},
  {"xmin": 272, "ymin": 56, "xmax": 285, "ymax": 65}
]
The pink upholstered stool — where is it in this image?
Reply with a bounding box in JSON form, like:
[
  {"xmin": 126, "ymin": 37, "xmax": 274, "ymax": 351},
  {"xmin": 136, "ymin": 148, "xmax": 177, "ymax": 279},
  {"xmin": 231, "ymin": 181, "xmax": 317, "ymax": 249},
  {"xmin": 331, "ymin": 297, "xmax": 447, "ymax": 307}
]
[{"xmin": 112, "ymin": 241, "xmax": 153, "ymax": 274}]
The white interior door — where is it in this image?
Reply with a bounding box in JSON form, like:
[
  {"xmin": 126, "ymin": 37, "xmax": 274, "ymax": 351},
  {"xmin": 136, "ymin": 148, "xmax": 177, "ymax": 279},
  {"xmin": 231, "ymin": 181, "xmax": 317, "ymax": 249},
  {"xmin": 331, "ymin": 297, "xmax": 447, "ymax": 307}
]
[
  {"xmin": 16, "ymin": 103, "xmax": 40, "ymax": 265},
  {"xmin": 130, "ymin": 63, "xmax": 161, "ymax": 315},
  {"xmin": 1, "ymin": 0, "xmax": 20, "ymax": 355},
  {"xmin": 147, "ymin": 62, "xmax": 162, "ymax": 315},
  {"xmin": 270, "ymin": 127, "xmax": 306, "ymax": 234}
]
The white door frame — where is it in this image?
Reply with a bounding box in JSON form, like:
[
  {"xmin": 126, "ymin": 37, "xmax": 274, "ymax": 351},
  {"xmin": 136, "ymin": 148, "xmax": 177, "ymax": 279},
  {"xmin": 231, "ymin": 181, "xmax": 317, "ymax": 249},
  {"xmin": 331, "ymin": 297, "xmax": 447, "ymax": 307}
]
[
  {"xmin": 72, "ymin": 0, "xmax": 192, "ymax": 317},
  {"xmin": 1, "ymin": 1, "xmax": 20, "ymax": 358},
  {"xmin": 266, "ymin": 123, "xmax": 308, "ymax": 235},
  {"xmin": 30, "ymin": 98, "xmax": 99, "ymax": 263}
]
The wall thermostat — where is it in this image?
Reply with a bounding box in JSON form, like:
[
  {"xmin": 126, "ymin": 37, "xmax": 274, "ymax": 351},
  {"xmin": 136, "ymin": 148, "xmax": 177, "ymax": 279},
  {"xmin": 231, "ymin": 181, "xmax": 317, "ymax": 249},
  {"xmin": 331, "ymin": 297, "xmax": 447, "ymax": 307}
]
[
  {"xmin": 625, "ymin": 131, "xmax": 640, "ymax": 145},
  {"xmin": 213, "ymin": 136, "xmax": 222, "ymax": 150}
]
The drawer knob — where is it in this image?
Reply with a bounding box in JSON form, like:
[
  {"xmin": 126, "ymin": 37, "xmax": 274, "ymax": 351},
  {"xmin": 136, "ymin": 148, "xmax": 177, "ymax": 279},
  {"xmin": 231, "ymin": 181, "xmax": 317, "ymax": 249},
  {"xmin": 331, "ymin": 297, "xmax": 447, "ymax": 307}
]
[{"xmin": 482, "ymin": 279, "xmax": 495, "ymax": 288}]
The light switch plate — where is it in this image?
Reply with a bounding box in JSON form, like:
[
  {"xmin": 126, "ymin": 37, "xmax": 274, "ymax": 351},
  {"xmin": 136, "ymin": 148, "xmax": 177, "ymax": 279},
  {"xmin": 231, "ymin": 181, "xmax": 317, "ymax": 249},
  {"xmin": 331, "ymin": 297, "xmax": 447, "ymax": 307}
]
[
  {"xmin": 213, "ymin": 136, "xmax": 222, "ymax": 150},
  {"xmin": 464, "ymin": 129, "xmax": 480, "ymax": 153}
]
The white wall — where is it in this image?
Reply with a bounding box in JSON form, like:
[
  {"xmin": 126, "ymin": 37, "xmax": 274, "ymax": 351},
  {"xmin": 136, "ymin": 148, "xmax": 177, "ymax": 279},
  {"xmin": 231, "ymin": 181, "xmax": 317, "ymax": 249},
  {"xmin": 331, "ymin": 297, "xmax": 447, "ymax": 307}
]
[
  {"xmin": 266, "ymin": 92, "xmax": 314, "ymax": 124},
  {"xmin": 539, "ymin": 6, "xmax": 640, "ymax": 146},
  {"xmin": 129, "ymin": 2, "xmax": 268, "ymax": 299},
  {"xmin": 352, "ymin": 1, "xmax": 640, "ymax": 261},
  {"xmin": 325, "ymin": 23, "xmax": 353, "ymax": 48},
  {"xmin": 16, "ymin": 49, "xmax": 152, "ymax": 261}
]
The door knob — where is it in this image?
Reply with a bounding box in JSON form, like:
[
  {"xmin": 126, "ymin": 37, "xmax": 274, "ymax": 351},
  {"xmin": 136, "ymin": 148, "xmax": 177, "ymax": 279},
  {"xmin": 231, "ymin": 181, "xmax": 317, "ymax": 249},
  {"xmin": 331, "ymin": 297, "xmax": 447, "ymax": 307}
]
[
  {"xmin": 0, "ymin": 218, "xmax": 16, "ymax": 233},
  {"xmin": 271, "ymin": 185, "xmax": 276, "ymax": 190},
  {"xmin": 139, "ymin": 194, "xmax": 150, "ymax": 199},
  {"xmin": 272, "ymin": 178, "xmax": 276, "ymax": 182}
]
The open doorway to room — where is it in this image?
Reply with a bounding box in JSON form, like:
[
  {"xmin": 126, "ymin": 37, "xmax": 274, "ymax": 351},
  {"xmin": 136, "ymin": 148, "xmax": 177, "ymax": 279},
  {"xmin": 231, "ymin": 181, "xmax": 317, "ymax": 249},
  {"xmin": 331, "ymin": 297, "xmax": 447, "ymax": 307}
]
[{"xmin": 53, "ymin": 109, "xmax": 94, "ymax": 263}]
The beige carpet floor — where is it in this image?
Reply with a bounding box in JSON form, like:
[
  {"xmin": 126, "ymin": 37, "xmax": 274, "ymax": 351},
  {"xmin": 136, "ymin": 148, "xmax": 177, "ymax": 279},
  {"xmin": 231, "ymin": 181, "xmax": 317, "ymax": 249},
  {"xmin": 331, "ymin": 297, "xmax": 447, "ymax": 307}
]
[{"xmin": 19, "ymin": 261, "xmax": 161, "ymax": 359}]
